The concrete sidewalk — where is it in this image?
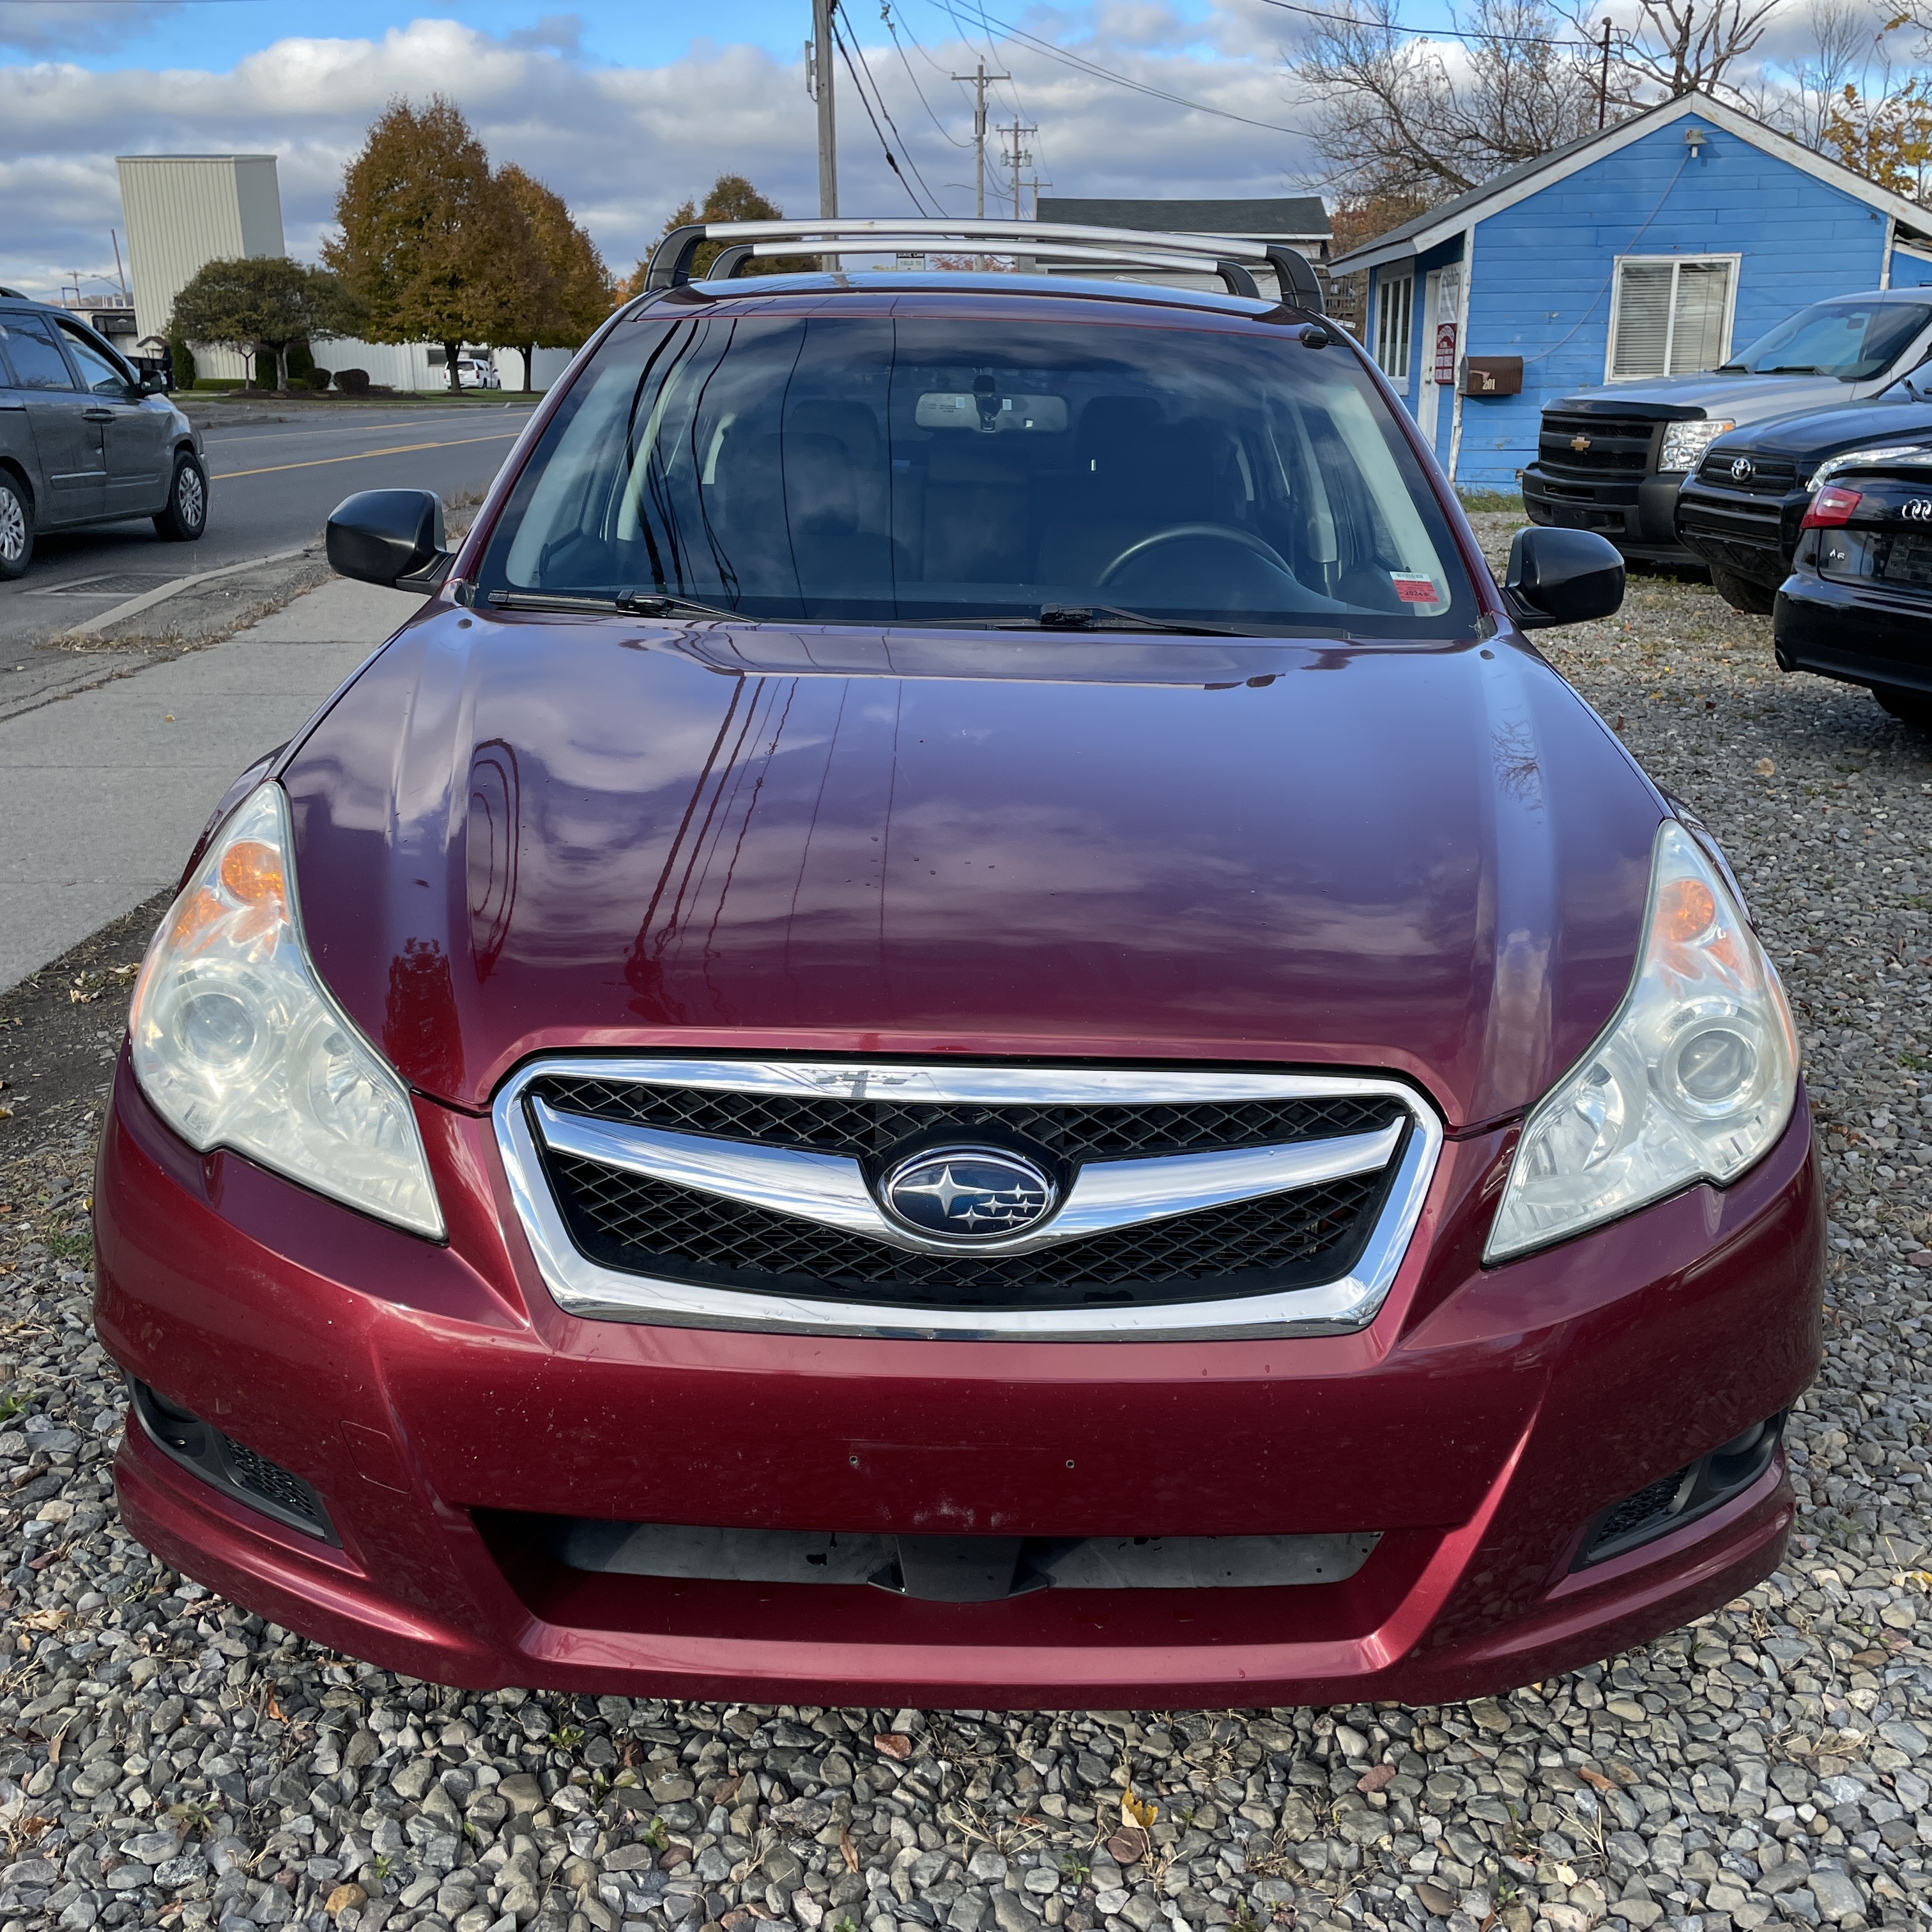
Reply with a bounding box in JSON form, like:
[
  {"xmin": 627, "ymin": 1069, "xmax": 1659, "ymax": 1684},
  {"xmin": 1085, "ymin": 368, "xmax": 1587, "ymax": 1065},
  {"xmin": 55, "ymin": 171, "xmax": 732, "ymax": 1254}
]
[{"xmin": 0, "ymin": 576, "xmax": 420, "ymax": 991}]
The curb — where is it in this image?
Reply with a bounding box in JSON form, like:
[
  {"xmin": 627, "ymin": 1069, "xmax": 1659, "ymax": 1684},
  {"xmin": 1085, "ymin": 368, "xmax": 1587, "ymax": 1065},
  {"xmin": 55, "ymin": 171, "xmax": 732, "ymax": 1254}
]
[{"xmin": 54, "ymin": 546, "xmax": 314, "ymax": 640}]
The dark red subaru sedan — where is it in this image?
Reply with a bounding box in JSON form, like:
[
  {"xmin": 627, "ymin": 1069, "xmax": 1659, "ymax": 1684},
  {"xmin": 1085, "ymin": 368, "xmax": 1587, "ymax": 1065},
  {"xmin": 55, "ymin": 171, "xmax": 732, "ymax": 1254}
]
[{"xmin": 93, "ymin": 220, "xmax": 1820, "ymax": 1709}]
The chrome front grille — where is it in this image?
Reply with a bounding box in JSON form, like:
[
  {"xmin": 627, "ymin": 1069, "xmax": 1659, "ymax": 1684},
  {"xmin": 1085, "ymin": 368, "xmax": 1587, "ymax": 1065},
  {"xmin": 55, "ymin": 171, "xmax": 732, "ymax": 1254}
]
[
  {"xmin": 494, "ymin": 1059, "xmax": 1441, "ymax": 1339},
  {"xmin": 546, "ymin": 1148, "xmax": 1390, "ymax": 1305}
]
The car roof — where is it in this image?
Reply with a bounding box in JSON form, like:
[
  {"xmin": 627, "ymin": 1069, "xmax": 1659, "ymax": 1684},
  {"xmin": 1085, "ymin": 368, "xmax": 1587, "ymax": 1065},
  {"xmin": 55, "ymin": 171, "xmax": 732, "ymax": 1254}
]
[{"xmin": 1808, "ymin": 289, "xmax": 1932, "ymax": 305}]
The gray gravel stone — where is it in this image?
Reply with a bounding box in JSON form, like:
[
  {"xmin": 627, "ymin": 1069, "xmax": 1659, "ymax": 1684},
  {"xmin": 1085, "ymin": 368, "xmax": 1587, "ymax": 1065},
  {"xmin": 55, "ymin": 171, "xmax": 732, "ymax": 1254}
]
[{"xmin": 7, "ymin": 559, "xmax": 1932, "ymax": 1932}]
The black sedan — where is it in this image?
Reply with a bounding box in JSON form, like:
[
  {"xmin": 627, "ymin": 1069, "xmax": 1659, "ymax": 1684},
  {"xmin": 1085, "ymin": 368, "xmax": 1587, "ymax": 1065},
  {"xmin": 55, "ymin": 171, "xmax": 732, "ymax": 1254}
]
[
  {"xmin": 1774, "ymin": 451, "xmax": 1932, "ymax": 728},
  {"xmin": 1676, "ymin": 394, "xmax": 1932, "ymax": 613}
]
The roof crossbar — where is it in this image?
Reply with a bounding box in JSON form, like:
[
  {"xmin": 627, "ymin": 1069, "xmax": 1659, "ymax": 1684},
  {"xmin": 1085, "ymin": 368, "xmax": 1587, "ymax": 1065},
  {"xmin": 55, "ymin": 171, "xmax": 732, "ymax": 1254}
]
[{"xmin": 647, "ymin": 218, "xmax": 1321, "ymax": 311}]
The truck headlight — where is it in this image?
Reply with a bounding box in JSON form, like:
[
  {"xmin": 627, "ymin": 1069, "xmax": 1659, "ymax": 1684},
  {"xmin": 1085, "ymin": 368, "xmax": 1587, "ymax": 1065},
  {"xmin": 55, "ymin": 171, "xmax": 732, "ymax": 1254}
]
[
  {"xmin": 1485, "ymin": 821, "xmax": 1798, "ymax": 1262},
  {"xmin": 1659, "ymin": 418, "xmax": 1735, "ymax": 472},
  {"xmin": 130, "ymin": 784, "xmax": 444, "ymax": 1239}
]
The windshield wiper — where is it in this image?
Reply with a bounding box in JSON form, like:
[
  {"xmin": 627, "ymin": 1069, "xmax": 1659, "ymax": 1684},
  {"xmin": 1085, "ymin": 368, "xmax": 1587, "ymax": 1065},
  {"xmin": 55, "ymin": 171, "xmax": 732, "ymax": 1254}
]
[
  {"xmin": 486, "ymin": 589, "xmax": 754, "ymax": 623},
  {"xmin": 956, "ymin": 602, "xmax": 1281, "ymax": 638},
  {"xmin": 1761, "ymin": 365, "xmax": 1829, "ymax": 376}
]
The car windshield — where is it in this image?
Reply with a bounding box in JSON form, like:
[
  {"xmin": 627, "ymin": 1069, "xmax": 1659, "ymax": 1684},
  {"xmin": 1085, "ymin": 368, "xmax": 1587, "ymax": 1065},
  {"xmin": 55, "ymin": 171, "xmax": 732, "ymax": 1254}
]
[
  {"xmin": 473, "ymin": 302, "xmax": 1479, "ymax": 638},
  {"xmin": 1719, "ymin": 300, "xmax": 1932, "ymax": 381}
]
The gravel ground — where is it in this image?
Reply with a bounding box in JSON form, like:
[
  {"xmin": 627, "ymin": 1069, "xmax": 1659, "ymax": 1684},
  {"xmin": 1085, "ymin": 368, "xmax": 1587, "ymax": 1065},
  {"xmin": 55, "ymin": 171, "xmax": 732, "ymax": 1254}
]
[{"xmin": 2, "ymin": 549, "xmax": 1931, "ymax": 1932}]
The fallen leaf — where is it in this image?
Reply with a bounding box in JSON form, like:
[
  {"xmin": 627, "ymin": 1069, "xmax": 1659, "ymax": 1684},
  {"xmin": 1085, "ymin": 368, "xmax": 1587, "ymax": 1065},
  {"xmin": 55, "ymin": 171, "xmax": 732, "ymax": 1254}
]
[
  {"xmin": 1754, "ymin": 757, "xmax": 1776, "ymax": 777},
  {"xmin": 1356, "ymin": 1763, "xmax": 1397, "ymax": 1794},
  {"xmin": 1120, "ymin": 1786, "xmax": 1157, "ymax": 1830},
  {"xmin": 265, "ymin": 1691, "xmax": 285, "ymax": 1722},
  {"xmin": 1577, "ymin": 1767, "xmax": 1616, "ymax": 1793},
  {"xmin": 1107, "ymin": 1826, "xmax": 1149, "ymax": 1865},
  {"xmin": 47, "ymin": 1717, "xmax": 72, "ymax": 1763},
  {"xmin": 873, "ymin": 1733, "xmax": 912, "ymax": 1761},
  {"xmin": 839, "ymin": 1822, "xmax": 859, "ymax": 1874}
]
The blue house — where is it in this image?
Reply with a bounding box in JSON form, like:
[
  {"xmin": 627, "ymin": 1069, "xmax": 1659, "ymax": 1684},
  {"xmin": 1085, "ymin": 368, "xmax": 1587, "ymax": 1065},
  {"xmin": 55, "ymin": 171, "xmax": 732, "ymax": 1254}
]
[{"xmin": 1325, "ymin": 94, "xmax": 1932, "ymax": 489}]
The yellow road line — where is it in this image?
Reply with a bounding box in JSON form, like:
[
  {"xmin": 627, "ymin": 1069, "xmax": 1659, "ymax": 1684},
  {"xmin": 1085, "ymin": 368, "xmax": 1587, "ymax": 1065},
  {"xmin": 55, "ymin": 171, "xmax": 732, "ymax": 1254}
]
[{"xmin": 210, "ymin": 430, "xmax": 522, "ymax": 481}]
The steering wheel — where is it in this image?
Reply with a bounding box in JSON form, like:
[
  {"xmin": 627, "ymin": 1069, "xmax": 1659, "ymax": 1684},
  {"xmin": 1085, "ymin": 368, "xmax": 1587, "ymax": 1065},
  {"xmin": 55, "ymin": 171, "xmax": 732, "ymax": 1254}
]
[{"xmin": 1096, "ymin": 522, "xmax": 1297, "ymax": 588}]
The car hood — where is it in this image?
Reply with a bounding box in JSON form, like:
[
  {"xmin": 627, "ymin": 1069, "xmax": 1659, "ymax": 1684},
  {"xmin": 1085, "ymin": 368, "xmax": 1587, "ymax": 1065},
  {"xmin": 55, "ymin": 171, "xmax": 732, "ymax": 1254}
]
[
  {"xmin": 1703, "ymin": 395, "xmax": 1932, "ymax": 462},
  {"xmin": 280, "ymin": 608, "xmax": 1664, "ymax": 1129},
  {"xmin": 1562, "ymin": 372, "xmax": 1855, "ymax": 422}
]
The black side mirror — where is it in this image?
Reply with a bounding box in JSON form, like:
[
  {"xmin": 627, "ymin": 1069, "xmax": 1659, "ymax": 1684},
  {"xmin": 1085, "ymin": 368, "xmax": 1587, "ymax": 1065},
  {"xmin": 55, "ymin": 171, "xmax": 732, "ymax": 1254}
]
[
  {"xmin": 1505, "ymin": 526, "xmax": 1624, "ymax": 629},
  {"xmin": 326, "ymin": 488, "xmax": 454, "ymax": 591},
  {"xmin": 138, "ymin": 371, "xmax": 167, "ymax": 395}
]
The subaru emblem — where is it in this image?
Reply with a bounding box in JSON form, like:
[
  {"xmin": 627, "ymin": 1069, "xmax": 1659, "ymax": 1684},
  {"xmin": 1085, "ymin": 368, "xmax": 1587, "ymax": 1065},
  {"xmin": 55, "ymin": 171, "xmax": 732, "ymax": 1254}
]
[
  {"xmin": 880, "ymin": 1147, "xmax": 1057, "ymax": 1241},
  {"xmin": 1729, "ymin": 456, "xmax": 1754, "ymax": 481}
]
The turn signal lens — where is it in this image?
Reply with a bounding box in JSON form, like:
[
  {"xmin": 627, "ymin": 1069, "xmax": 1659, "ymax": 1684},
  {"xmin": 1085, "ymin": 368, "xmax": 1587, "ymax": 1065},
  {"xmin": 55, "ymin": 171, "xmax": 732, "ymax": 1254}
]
[
  {"xmin": 1486, "ymin": 821, "xmax": 1799, "ymax": 1262},
  {"xmin": 1802, "ymin": 485, "xmax": 1862, "ymax": 530},
  {"xmin": 130, "ymin": 785, "xmax": 444, "ymax": 1239}
]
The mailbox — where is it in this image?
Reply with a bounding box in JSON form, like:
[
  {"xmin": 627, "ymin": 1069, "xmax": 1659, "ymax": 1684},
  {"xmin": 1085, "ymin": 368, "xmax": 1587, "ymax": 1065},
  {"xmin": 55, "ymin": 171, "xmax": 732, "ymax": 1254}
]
[{"xmin": 1461, "ymin": 356, "xmax": 1523, "ymax": 397}]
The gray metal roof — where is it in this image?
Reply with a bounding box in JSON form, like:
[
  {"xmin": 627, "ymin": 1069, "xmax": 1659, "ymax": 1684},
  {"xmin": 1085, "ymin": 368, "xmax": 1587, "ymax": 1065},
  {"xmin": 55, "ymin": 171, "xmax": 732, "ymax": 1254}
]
[{"xmin": 1037, "ymin": 197, "xmax": 1330, "ymax": 241}]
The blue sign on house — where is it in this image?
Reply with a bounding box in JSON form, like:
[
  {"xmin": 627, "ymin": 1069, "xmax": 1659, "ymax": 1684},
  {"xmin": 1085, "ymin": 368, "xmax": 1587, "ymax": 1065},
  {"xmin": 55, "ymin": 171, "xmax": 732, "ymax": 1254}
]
[{"xmin": 1326, "ymin": 93, "xmax": 1932, "ymax": 489}]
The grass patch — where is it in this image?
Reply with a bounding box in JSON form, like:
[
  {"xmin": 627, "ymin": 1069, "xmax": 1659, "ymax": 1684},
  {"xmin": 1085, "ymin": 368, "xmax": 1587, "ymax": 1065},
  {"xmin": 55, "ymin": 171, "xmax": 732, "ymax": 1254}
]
[{"xmin": 1458, "ymin": 487, "xmax": 1525, "ymax": 514}]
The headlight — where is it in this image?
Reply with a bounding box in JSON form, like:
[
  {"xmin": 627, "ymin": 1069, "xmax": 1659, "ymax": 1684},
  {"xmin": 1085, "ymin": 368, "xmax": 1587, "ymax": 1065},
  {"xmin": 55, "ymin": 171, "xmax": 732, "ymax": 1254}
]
[
  {"xmin": 1659, "ymin": 418, "xmax": 1735, "ymax": 472},
  {"xmin": 1485, "ymin": 821, "xmax": 1798, "ymax": 1262},
  {"xmin": 1809, "ymin": 442, "xmax": 1932, "ymax": 489},
  {"xmin": 130, "ymin": 784, "xmax": 444, "ymax": 1238}
]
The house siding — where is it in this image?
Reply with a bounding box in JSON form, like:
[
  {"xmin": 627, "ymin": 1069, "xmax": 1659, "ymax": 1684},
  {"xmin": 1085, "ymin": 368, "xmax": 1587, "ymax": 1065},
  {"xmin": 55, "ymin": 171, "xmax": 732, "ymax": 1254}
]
[{"xmin": 1375, "ymin": 114, "xmax": 1895, "ymax": 488}]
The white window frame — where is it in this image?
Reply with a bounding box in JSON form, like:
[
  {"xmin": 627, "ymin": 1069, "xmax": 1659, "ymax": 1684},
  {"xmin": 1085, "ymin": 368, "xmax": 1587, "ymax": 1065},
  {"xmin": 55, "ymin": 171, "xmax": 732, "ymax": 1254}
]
[
  {"xmin": 1604, "ymin": 253, "xmax": 1742, "ymax": 383},
  {"xmin": 1375, "ymin": 272, "xmax": 1414, "ymax": 385}
]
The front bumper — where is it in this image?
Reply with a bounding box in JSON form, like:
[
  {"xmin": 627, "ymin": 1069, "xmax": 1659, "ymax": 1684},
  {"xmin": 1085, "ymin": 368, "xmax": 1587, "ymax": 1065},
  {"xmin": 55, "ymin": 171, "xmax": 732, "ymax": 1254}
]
[
  {"xmin": 95, "ymin": 1048, "xmax": 1822, "ymax": 1708},
  {"xmin": 1775, "ymin": 571, "xmax": 1932, "ymax": 698},
  {"xmin": 1523, "ymin": 468, "xmax": 1697, "ymax": 565},
  {"xmin": 1676, "ymin": 482, "xmax": 1803, "ymax": 588}
]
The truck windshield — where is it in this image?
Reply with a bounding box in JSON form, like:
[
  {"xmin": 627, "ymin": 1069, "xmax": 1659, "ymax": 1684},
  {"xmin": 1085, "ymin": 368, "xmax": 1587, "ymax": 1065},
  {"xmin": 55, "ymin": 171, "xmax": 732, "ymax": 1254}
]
[
  {"xmin": 1719, "ymin": 300, "xmax": 1932, "ymax": 381},
  {"xmin": 474, "ymin": 306, "xmax": 1479, "ymax": 638}
]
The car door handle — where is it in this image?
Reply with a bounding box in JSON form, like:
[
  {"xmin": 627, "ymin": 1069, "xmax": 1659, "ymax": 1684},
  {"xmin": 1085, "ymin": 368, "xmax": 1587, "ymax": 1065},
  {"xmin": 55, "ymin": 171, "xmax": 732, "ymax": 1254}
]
[{"xmin": 83, "ymin": 407, "xmax": 115, "ymax": 421}]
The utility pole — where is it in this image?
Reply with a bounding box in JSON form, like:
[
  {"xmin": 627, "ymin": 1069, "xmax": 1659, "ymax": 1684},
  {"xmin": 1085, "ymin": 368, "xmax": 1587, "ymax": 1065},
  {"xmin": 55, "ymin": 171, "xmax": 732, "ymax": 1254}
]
[
  {"xmin": 1000, "ymin": 119, "xmax": 1036, "ymax": 222},
  {"xmin": 1023, "ymin": 172, "xmax": 1050, "ymax": 221},
  {"xmin": 808, "ymin": 0, "xmax": 839, "ymax": 218},
  {"xmin": 950, "ymin": 59, "xmax": 1010, "ymax": 219},
  {"xmin": 1597, "ymin": 18, "xmax": 1611, "ymax": 130}
]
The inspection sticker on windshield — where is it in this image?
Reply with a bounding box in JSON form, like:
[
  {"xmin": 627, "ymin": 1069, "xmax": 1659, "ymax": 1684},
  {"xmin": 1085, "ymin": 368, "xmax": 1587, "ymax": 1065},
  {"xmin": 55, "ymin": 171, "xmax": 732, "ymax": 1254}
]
[{"xmin": 1391, "ymin": 572, "xmax": 1440, "ymax": 603}]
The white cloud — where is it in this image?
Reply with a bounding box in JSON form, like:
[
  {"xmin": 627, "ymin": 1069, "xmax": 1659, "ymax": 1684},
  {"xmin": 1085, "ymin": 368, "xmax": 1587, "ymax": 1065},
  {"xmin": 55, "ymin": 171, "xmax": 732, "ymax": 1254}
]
[{"xmin": 0, "ymin": 8, "xmax": 1322, "ymax": 298}]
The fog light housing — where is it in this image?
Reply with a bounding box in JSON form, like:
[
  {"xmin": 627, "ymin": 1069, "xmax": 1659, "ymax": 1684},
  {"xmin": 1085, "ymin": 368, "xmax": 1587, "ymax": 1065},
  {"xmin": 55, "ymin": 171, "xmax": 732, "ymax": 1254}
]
[{"xmin": 1574, "ymin": 1411, "xmax": 1785, "ymax": 1568}]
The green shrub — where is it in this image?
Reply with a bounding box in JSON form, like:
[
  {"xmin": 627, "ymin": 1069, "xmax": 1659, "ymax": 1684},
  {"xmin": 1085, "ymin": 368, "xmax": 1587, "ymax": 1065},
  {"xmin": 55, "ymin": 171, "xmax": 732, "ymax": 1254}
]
[
  {"xmin": 166, "ymin": 333, "xmax": 196, "ymax": 388},
  {"xmin": 334, "ymin": 367, "xmax": 371, "ymax": 397},
  {"xmin": 285, "ymin": 338, "xmax": 315, "ymax": 385},
  {"xmin": 306, "ymin": 367, "xmax": 332, "ymax": 392}
]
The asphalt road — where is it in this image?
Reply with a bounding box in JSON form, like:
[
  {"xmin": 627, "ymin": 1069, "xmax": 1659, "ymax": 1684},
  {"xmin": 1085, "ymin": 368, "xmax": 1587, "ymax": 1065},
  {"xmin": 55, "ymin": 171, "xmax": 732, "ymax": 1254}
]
[{"xmin": 0, "ymin": 402, "xmax": 536, "ymax": 647}]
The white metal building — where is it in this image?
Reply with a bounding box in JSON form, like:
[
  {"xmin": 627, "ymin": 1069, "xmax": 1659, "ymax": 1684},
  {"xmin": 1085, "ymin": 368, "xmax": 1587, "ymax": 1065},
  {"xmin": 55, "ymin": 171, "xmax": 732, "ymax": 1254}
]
[
  {"xmin": 114, "ymin": 151, "xmax": 576, "ymax": 393},
  {"xmin": 118, "ymin": 155, "xmax": 284, "ymax": 379}
]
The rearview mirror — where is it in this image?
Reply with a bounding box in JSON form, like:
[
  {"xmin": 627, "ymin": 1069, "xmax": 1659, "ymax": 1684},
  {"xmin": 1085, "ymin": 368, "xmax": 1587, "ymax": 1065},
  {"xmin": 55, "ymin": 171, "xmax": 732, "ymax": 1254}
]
[
  {"xmin": 326, "ymin": 488, "xmax": 454, "ymax": 591},
  {"xmin": 1504, "ymin": 526, "xmax": 1624, "ymax": 629},
  {"xmin": 138, "ymin": 371, "xmax": 167, "ymax": 395}
]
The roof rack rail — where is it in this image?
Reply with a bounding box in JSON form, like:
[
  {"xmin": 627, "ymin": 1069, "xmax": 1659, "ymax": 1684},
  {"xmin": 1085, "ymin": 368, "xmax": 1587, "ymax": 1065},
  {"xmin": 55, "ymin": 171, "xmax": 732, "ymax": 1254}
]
[{"xmin": 645, "ymin": 218, "xmax": 1324, "ymax": 313}]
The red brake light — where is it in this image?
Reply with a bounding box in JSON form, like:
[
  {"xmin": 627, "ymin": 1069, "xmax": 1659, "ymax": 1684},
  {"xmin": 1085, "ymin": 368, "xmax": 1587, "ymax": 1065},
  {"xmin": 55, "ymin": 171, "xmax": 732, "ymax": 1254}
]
[{"xmin": 1802, "ymin": 484, "xmax": 1863, "ymax": 529}]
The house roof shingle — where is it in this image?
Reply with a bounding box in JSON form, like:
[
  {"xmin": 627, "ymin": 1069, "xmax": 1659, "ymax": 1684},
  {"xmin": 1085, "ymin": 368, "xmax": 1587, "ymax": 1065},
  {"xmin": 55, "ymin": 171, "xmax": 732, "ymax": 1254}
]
[{"xmin": 1036, "ymin": 196, "xmax": 1330, "ymax": 241}]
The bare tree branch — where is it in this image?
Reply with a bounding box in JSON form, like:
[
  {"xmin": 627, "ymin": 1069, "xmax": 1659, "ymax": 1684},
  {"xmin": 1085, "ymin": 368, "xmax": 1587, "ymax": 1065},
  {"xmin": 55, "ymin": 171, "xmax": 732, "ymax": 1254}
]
[{"xmin": 1294, "ymin": 0, "xmax": 1600, "ymax": 201}]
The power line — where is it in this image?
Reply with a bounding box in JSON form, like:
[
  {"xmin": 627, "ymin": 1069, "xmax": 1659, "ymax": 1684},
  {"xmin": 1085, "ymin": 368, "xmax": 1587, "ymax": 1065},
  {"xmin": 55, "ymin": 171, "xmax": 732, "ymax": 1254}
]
[
  {"xmin": 1257, "ymin": 0, "xmax": 1617, "ymax": 53},
  {"xmin": 926, "ymin": 0, "xmax": 1308, "ymax": 135},
  {"xmin": 880, "ymin": 3, "xmax": 974, "ymax": 147},
  {"xmin": 831, "ymin": 9, "xmax": 942, "ymax": 215},
  {"xmin": 838, "ymin": 11, "xmax": 951, "ymax": 211}
]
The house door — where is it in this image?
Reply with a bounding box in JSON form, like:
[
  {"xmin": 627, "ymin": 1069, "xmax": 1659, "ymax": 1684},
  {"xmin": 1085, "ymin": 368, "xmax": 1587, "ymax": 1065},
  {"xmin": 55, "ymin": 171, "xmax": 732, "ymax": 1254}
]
[{"xmin": 1418, "ymin": 268, "xmax": 1461, "ymax": 456}]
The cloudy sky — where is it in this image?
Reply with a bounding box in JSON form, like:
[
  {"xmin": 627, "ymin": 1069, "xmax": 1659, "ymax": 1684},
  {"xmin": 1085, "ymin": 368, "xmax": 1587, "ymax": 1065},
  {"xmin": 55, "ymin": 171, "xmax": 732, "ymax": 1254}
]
[{"xmin": 0, "ymin": 0, "xmax": 1342, "ymax": 301}]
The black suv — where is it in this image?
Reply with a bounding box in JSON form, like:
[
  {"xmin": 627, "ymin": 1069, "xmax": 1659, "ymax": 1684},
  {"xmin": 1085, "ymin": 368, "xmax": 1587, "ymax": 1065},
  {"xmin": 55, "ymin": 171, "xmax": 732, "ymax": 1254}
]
[{"xmin": 0, "ymin": 289, "xmax": 207, "ymax": 579}]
